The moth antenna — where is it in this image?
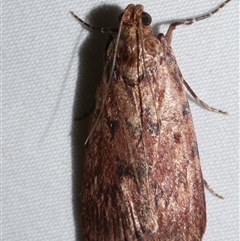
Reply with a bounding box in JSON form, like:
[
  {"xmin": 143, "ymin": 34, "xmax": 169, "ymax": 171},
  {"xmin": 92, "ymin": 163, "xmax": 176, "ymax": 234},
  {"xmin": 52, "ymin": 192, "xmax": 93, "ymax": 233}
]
[
  {"xmin": 166, "ymin": 0, "xmax": 231, "ymax": 43},
  {"xmin": 172, "ymin": 0, "xmax": 231, "ymax": 27},
  {"xmin": 70, "ymin": 11, "xmax": 118, "ymax": 34}
]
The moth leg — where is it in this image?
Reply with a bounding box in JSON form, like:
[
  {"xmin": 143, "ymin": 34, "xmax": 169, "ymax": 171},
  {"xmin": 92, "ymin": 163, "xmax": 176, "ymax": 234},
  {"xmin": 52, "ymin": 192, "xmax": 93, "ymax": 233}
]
[
  {"xmin": 183, "ymin": 79, "xmax": 228, "ymax": 115},
  {"xmin": 166, "ymin": 0, "xmax": 231, "ymax": 43},
  {"xmin": 70, "ymin": 11, "xmax": 118, "ymax": 34},
  {"xmin": 204, "ymin": 179, "xmax": 224, "ymax": 199}
]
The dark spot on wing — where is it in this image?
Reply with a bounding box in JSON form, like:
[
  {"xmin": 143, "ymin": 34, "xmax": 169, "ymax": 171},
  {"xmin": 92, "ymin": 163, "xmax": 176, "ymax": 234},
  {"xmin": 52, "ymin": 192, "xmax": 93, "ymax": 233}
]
[
  {"xmin": 143, "ymin": 108, "xmax": 160, "ymax": 136},
  {"xmin": 116, "ymin": 158, "xmax": 148, "ymax": 182},
  {"xmin": 108, "ymin": 119, "xmax": 119, "ymax": 139},
  {"xmin": 117, "ymin": 158, "xmax": 134, "ymax": 179},
  {"xmin": 148, "ymin": 121, "xmax": 159, "ymax": 136},
  {"xmin": 174, "ymin": 132, "xmax": 181, "ymax": 143}
]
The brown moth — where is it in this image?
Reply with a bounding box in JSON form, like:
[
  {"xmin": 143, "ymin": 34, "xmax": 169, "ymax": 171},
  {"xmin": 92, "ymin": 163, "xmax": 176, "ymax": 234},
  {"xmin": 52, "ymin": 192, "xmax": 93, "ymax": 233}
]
[{"xmin": 71, "ymin": 1, "xmax": 230, "ymax": 240}]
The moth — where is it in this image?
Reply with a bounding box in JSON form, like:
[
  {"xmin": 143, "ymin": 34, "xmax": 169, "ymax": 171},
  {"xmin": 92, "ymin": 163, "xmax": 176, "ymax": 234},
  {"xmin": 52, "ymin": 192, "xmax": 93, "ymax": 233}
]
[{"xmin": 71, "ymin": 1, "xmax": 230, "ymax": 240}]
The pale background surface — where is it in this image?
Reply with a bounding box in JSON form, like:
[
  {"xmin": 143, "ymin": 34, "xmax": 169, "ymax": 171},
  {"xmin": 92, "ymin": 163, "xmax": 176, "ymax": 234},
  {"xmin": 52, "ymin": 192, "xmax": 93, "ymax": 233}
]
[{"xmin": 2, "ymin": 0, "xmax": 239, "ymax": 240}]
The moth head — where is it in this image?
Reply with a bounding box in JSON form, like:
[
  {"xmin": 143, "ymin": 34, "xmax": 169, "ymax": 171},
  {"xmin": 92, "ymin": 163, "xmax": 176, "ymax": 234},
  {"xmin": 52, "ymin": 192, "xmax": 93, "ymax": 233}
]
[{"xmin": 119, "ymin": 4, "xmax": 152, "ymax": 26}]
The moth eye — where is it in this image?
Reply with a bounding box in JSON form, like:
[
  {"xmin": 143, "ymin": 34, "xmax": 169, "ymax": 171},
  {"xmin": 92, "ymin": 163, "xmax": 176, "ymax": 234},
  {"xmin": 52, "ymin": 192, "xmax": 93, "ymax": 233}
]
[
  {"xmin": 142, "ymin": 12, "xmax": 152, "ymax": 25},
  {"xmin": 119, "ymin": 12, "xmax": 123, "ymax": 22}
]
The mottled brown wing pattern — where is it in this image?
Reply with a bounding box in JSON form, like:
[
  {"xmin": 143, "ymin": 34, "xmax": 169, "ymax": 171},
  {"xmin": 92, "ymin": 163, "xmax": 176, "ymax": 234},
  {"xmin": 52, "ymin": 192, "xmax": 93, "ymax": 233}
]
[{"xmin": 80, "ymin": 4, "xmax": 206, "ymax": 241}]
